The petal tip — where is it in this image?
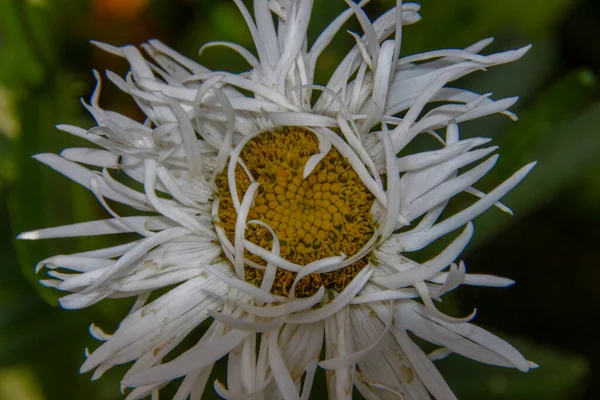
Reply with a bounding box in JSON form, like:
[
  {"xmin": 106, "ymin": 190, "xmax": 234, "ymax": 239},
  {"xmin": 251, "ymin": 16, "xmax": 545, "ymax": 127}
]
[
  {"xmin": 527, "ymin": 360, "xmax": 539, "ymax": 369},
  {"xmin": 17, "ymin": 231, "xmax": 39, "ymax": 240}
]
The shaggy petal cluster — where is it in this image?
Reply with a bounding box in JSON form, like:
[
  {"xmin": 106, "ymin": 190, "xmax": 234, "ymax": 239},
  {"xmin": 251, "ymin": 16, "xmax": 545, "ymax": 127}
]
[{"xmin": 20, "ymin": 1, "xmax": 537, "ymax": 399}]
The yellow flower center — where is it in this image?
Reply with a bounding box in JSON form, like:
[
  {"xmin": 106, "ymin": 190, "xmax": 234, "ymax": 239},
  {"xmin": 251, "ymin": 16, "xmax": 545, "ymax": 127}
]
[{"xmin": 216, "ymin": 127, "xmax": 375, "ymax": 297}]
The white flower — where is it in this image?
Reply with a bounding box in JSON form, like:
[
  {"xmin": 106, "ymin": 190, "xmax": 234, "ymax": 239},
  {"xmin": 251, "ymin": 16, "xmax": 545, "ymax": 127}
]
[{"xmin": 19, "ymin": 1, "xmax": 537, "ymax": 399}]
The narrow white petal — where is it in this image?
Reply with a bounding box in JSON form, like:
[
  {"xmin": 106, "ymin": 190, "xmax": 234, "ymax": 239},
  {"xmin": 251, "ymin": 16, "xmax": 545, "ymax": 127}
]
[
  {"xmin": 405, "ymin": 155, "xmax": 499, "ymax": 221},
  {"xmin": 289, "ymin": 256, "xmax": 345, "ymax": 298},
  {"xmin": 81, "ymin": 227, "xmax": 190, "ymax": 294},
  {"xmin": 362, "ymin": 40, "xmax": 395, "ymax": 131},
  {"xmin": 32, "ymin": 153, "xmax": 151, "ymax": 211},
  {"xmin": 253, "ymin": 0, "xmax": 280, "ymax": 67},
  {"xmin": 186, "ymin": 72, "xmax": 300, "ymax": 111},
  {"xmin": 60, "ymin": 291, "xmax": 109, "ymax": 309},
  {"xmin": 309, "ymin": 0, "xmax": 370, "ymax": 68},
  {"xmin": 380, "ymin": 124, "xmax": 401, "ymax": 240},
  {"xmin": 89, "ymin": 177, "xmax": 153, "ymax": 237},
  {"xmin": 315, "ymin": 128, "xmax": 387, "ymax": 207},
  {"xmin": 374, "ymin": 223, "xmax": 473, "ymax": 288},
  {"xmin": 208, "ymin": 309, "xmax": 284, "ymax": 332},
  {"xmin": 345, "ymin": 0, "xmax": 380, "ymax": 68},
  {"xmin": 37, "ymin": 255, "xmax": 113, "ymax": 273},
  {"xmin": 390, "ymin": 325, "xmax": 457, "ymax": 400},
  {"xmin": 243, "ymin": 240, "xmax": 303, "ymax": 272},
  {"xmin": 286, "ymin": 266, "xmax": 372, "ymax": 324},
  {"xmin": 465, "ymin": 186, "xmax": 513, "ymax": 215},
  {"xmin": 415, "ymin": 280, "xmax": 477, "ymax": 324},
  {"xmin": 351, "ymin": 288, "xmax": 417, "ymax": 304},
  {"xmin": 267, "ymin": 330, "xmax": 301, "ymax": 400},
  {"xmin": 395, "ymin": 140, "xmax": 474, "ymax": 172},
  {"xmin": 60, "ymin": 147, "xmax": 118, "ymax": 168},
  {"xmin": 143, "ymin": 159, "xmax": 215, "ymax": 238},
  {"xmin": 319, "ymin": 303, "xmax": 392, "ymax": 370},
  {"xmin": 429, "ymin": 272, "xmax": 515, "ymax": 288},
  {"xmin": 199, "ymin": 41, "xmax": 260, "ymax": 69},
  {"xmin": 397, "ymin": 162, "xmax": 536, "ymax": 251},
  {"xmin": 234, "ymin": 182, "xmax": 260, "ymax": 278},
  {"xmin": 165, "ymin": 97, "xmax": 203, "ymax": 176},
  {"xmin": 146, "ymin": 39, "xmax": 211, "ymax": 74},
  {"xmin": 80, "ymin": 276, "xmax": 224, "ymax": 372},
  {"xmin": 124, "ymin": 328, "xmax": 250, "ymax": 387},
  {"xmin": 213, "ymin": 380, "xmax": 266, "ymax": 400},
  {"xmin": 173, "ymin": 367, "xmax": 213, "ymax": 400},
  {"xmin": 242, "ymin": 286, "xmax": 326, "ymax": 318},
  {"xmin": 205, "ymin": 266, "xmax": 279, "ymax": 304},
  {"xmin": 211, "ymin": 87, "xmax": 236, "ymax": 179},
  {"xmin": 397, "ymin": 301, "xmax": 531, "ymax": 371},
  {"xmin": 274, "ymin": 0, "xmax": 313, "ymax": 88},
  {"xmin": 265, "ymin": 111, "xmax": 337, "ymax": 127},
  {"xmin": 300, "ymin": 359, "xmax": 319, "ymax": 400}
]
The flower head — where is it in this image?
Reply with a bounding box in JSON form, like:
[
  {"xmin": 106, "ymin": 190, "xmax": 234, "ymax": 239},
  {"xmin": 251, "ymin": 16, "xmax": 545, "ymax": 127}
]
[{"xmin": 20, "ymin": 1, "xmax": 536, "ymax": 399}]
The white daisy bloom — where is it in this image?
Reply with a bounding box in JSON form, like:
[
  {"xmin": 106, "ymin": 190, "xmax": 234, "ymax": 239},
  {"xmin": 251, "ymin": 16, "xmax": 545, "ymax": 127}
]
[{"xmin": 19, "ymin": 0, "xmax": 538, "ymax": 399}]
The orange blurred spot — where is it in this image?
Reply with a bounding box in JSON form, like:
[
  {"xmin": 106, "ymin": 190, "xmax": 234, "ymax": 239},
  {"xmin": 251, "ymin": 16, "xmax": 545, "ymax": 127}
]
[{"xmin": 93, "ymin": 0, "xmax": 149, "ymax": 20}]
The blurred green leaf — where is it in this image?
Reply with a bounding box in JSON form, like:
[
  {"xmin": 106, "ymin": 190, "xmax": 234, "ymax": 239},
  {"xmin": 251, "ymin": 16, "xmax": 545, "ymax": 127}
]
[
  {"xmin": 0, "ymin": 365, "xmax": 45, "ymax": 400},
  {"xmin": 9, "ymin": 73, "xmax": 97, "ymax": 302},
  {"xmin": 0, "ymin": 0, "xmax": 59, "ymax": 89},
  {"xmin": 398, "ymin": 0, "xmax": 582, "ymax": 52},
  {"xmin": 439, "ymin": 336, "xmax": 588, "ymax": 399},
  {"xmin": 574, "ymin": 160, "xmax": 600, "ymax": 214},
  {"xmin": 469, "ymin": 68, "xmax": 600, "ymax": 248},
  {"xmin": 459, "ymin": 39, "xmax": 561, "ymax": 142},
  {"xmin": 0, "ymin": 185, "xmax": 121, "ymax": 400},
  {"xmin": 0, "ymin": 137, "xmax": 15, "ymax": 185}
]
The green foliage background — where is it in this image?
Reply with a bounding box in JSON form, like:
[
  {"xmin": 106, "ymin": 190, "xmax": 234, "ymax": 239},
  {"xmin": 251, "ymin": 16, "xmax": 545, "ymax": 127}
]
[{"xmin": 0, "ymin": 0, "xmax": 598, "ymax": 399}]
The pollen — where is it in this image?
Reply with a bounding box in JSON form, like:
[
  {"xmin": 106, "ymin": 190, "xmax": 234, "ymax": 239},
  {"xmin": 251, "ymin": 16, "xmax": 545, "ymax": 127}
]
[{"xmin": 216, "ymin": 127, "xmax": 375, "ymax": 297}]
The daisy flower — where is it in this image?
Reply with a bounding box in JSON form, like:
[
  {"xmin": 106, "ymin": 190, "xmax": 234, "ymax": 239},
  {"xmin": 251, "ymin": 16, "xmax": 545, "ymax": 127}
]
[{"xmin": 19, "ymin": 0, "xmax": 537, "ymax": 399}]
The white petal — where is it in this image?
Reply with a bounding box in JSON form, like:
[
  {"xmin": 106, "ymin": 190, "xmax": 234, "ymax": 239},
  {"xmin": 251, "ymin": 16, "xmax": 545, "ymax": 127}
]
[
  {"xmin": 404, "ymin": 155, "xmax": 499, "ymax": 221},
  {"xmin": 81, "ymin": 227, "xmax": 190, "ymax": 294},
  {"xmin": 199, "ymin": 41, "xmax": 260, "ymax": 69},
  {"xmin": 390, "ymin": 325, "xmax": 457, "ymax": 400},
  {"xmin": 286, "ymin": 266, "xmax": 372, "ymax": 324},
  {"xmin": 32, "ymin": 153, "xmax": 151, "ymax": 211},
  {"xmin": 319, "ymin": 303, "xmax": 393, "ymax": 370},
  {"xmin": 267, "ymin": 330, "xmax": 300, "ymax": 400},
  {"xmin": 208, "ymin": 309, "xmax": 284, "ymax": 332},
  {"xmin": 380, "ymin": 124, "xmax": 401, "ymax": 240},
  {"xmin": 374, "ymin": 223, "xmax": 473, "ymax": 288},
  {"xmin": 242, "ymin": 286, "xmax": 326, "ymax": 318},
  {"xmin": 234, "ymin": 182, "xmax": 261, "ymax": 278},
  {"xmin": 123, "ymin": 329, "xmax": 250, "ymax": 387},
  {"xmin": 205, "ymin": 265, "xmax": 280, "ymax": 304},
  {"xmin": 397, "ymin": 162, "xmax": 536, "ymax": 251},
  {"xmin": 398, "ymin": 300, "xmax": 531, "ymax": 371}
]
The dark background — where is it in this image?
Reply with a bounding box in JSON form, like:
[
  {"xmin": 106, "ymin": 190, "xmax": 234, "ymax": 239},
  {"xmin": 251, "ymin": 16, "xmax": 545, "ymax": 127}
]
[{"xmin": 0, "ymin": 0, "xmax": 598, "ymax": 399}]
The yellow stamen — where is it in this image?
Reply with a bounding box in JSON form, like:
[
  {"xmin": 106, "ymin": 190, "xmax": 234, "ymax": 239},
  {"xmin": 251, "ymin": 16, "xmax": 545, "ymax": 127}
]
[{"xmin": 216, "ymin": 127, "xmax": 375, "ymax": 297}]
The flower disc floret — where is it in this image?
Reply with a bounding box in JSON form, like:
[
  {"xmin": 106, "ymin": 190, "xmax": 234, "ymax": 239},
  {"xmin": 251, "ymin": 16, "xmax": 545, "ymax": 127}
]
[{"xmin": 216, "ymin": 127, "xmax": 375, "ymax": 297}]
